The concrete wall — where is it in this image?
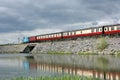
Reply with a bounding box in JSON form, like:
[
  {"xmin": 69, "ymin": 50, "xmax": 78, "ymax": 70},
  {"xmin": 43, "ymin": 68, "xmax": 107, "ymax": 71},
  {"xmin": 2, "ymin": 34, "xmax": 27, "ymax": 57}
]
[{"xmin": 0, "ymin": 44, "xmax": 27, "ymax": 53}]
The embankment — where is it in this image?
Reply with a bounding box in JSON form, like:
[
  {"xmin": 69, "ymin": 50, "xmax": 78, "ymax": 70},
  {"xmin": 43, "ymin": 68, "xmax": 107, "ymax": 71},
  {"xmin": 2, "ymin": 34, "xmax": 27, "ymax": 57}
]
[
  {"xmin": 0, "ymin": 44, "xmax": 27, "ymax": 53},
  {"xmin": 0, "ymin": 37, "xmax": 120, "ymax": 54},
  {"xmin": 32, "ymin": 37, "xmax": 120, "ymax": 54}
]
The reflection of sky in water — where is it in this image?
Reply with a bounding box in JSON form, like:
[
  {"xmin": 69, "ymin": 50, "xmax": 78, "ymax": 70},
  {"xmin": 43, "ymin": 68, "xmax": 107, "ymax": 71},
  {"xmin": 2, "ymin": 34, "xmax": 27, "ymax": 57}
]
[{"xmin": 0, "ymin": 54, "xmax": 60, "ymax": 79}]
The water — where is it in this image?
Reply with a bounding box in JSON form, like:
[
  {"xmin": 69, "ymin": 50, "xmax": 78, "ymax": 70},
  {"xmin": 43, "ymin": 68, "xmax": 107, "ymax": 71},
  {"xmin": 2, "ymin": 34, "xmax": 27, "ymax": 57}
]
[
  {"xmin": 0, "ymin": 54, "xmax": 61, "ymax": 79},
  {"xmin": 0, "ymin": 53, "xmax": 120, "ymax": 80}
]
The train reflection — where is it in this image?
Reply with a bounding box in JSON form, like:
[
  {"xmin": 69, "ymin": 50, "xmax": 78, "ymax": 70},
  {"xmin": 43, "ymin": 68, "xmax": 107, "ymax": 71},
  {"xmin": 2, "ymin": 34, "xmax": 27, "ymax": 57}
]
[{"xmin": 27, "ymin": 57, "xmax": 120, "ymax": 80}]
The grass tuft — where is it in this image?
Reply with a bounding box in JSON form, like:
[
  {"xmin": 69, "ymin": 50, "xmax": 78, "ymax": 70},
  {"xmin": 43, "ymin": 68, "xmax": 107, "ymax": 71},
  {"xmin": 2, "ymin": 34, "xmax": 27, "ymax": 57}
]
[{"xmin": 47, "ymin": 50, "xmax": 72, "ymax": 54}]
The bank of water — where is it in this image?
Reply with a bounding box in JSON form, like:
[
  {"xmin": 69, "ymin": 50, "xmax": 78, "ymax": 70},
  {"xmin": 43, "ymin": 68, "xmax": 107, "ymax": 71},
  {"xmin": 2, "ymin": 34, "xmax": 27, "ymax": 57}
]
[{"xmin": 0, "ymin": 53, "xmax": 120, "ymax": 80}]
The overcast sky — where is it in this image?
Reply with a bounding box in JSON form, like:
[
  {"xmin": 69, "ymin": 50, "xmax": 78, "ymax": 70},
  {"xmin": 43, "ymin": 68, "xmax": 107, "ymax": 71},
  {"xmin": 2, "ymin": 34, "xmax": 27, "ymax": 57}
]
[{"xmin": 0, "ymin": 0, "xmax": 120, "ymax": 44}]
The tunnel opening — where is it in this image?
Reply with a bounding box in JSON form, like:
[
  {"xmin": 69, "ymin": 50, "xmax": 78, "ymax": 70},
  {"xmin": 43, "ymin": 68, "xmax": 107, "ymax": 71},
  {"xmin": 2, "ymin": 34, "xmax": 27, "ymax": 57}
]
[{"xmin": 21, "ymin": 44, "xmax": 36, "ymax": 53}]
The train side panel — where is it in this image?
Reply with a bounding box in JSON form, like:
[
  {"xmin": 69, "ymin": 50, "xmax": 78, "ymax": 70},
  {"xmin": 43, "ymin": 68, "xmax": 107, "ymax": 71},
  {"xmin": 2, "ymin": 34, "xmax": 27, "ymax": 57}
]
[
  {"xmin": 104, "ymin": 25, "xmax": 120, "ymax": 34},
  {"xmin": 75, "ymin": 27, "xmax": 102, "ymax": 37},
  {"xmin": 29, "ymin": 36, "xmax": 36, "ymax": 42},
  {"xmin": 91, "ymin": 27, "xmax": 103, "ymax": 35},
  {"xmin": 25, "ymin": 24, "xmax": 120, "ymax": 43},
  {"xmin": 36, "ymin": 32, "xmax": 62, "ymax": 42}
]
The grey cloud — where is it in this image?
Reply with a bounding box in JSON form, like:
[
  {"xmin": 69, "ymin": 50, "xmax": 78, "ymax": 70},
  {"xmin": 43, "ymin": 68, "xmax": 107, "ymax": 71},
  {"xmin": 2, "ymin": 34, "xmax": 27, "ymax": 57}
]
[{"xmin": 0, "ymin": 0, "xmax": 120, "ymax": 33}]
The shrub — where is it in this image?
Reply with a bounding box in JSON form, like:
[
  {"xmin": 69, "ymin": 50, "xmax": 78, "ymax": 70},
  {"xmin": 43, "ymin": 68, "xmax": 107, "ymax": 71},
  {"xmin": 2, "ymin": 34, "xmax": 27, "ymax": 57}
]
[{"xmin": 96, "ymin": 37, "xmax": 108, "ymax": 51}]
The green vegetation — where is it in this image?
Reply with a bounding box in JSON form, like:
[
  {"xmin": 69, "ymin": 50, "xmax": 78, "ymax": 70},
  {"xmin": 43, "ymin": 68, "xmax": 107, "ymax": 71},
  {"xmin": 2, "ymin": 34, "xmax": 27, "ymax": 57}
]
[
  {"xmin": 96, "ymin": 37, "xmax": 108, "ymax": 51},
  {"xmin": 0, "ymin": 43, "xmax": 23, "ymax": 46},
  {"xmin": 12, "ymin": 76, "xmax": 100, "ymax": 80},
  {"xmin": 47, "ymin": 50, "xmax": 72, "ymax": 54},
  {"xmin": 115, "ymin": 50, "xmax": 120, "ymax": 56},
  {"xmin": 78, "ymin": 51, "xmax": 95, "ymax": 55},
  {"xmin": 96, "ymin": 57, "xmax": 109, "ymax": 71},
  {"xmin": 47, "ymin": 50, "xmax": 96, "ymax": 55}
]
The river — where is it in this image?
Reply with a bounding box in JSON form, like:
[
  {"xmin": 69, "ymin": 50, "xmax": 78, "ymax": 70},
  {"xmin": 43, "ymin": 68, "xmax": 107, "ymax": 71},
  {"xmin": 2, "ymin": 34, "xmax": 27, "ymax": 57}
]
[{"xmin": 0, "ymin": 53, "xmax": 120, "ymax": 80}]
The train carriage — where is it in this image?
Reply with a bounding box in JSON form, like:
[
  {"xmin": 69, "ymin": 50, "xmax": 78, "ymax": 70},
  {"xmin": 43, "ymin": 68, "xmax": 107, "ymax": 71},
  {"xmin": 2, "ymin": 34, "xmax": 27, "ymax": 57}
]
[
  {"xmin": 36, "ymin": 32, "xmax": 62, "ymax": 42},
  {"xmin": 23, "ymin": 24, "xmax": 120, "ymax": 43},
  {"xmin": 63, "ymin": 31, "xmax": 76, "ymax": 38},
  {"xmin": 104, "ymin": 24, "xmax": 120, "ymax": 35},
  {"xmin": 70, "ymin": 26, "xmax": 103, "ymax": 38},
  {"xmin": 29, "ymin": 36, "xmax": 36, "ymax": 42}
]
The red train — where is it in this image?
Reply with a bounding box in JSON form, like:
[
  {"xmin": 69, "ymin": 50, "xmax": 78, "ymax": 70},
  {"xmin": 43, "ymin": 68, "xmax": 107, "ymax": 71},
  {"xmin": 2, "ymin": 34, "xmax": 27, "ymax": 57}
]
[{"xmin": 23, "ymin": 24, "xmax": 120, "ymax": 43}]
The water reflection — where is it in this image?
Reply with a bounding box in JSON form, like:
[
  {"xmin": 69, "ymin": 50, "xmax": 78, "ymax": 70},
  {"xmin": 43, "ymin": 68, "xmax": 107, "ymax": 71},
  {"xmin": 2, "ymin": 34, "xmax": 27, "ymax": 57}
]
[
  {"xmin": 0, "ymin": 54, "xmax": 60, "ymax": 79},
  {"xmin": 0, "ymin": 54, "xmax": 120, "ymax": 80},
  {"xmin": 32, "ymin": 54, "xmax": 120, "ymax": 80}
]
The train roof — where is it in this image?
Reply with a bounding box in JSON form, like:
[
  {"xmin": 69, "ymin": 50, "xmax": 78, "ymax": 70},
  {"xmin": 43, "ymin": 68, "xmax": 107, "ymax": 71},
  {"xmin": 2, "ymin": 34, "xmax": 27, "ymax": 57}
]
[{"xmin": 31, "ymin": 24, "xmax": 120, "ymax": 37}]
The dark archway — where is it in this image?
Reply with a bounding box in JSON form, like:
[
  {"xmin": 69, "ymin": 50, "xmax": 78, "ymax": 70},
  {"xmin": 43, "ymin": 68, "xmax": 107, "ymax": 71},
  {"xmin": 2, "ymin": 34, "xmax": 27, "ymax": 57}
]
[{"xmin": 21, "ymin": 44, "xmax": 36, "ymax": 53}]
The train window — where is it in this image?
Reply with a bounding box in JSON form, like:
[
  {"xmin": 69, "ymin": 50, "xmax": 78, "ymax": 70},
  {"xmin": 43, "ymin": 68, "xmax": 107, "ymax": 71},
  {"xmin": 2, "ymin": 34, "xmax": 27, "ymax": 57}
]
[
  {"xmin": 57, "ymin": 34, "xmax": 59, "ymax": 36},
  {"xmin": 108, "ymin": 27, "xmax": 109, "ymax": 31},
  {"xmin": 56, "ymin": 34, "xmax": 58, "ymax": 37},
  {"xmin": 47, "ymin": 35, "xmax": 49, "ymax": 38},
  {"xmin": 111, "ymin": 27, "xmax": 114, "ymax": 30},
  {"xmin": 59, "ymin": 34, "xmax": 61, "ymax": 36},
  {"xmin": 57, "ymin": 34, "xmax": 59, "ymax": 37},
  {"xmin": 63, "ymin": 33, "xmax": 67, "ymax": 36},
  {"xmin": 94, "ymin": 29, "xmax": 96, "ymax": 32},
  {"xmin": 44, "ymin": 36, "xmax": 46, "ymax": 38},
  {"xmin": 99, "ymin": 28, "xmax": 102, "ymax": 32},
  {"xmin": 68, "ymin": 32, "xmax": 71, "ymax": 35},
  {"xmin": 81, "ymin": 31, "xmax": 82, "ymax": 34},
  {"xmin": 76, "ymin": 30, "xmax": 81, "ymax": 34},
  {"xmin": 91, "ymin": 29, "xmax": 94, "ymax": 32},
  {"xmin": 48, "ymin": 35, "xmax": 51, "ymax": 38},
  {"xmin": 43, "ymin": 36, "xmax": 45, "ymax": 38},
  {"xmin": 51, "ymin": 35, "xmax": 53, "ymax": 37},
  {"xmin": 96, "ymin": 28, "xmax": 99, "ymax": 32},
  {"xmin": 56, "ymin": 34, "xmax": 57, "ymax": 37},
  {"xmin": 50, "ymin": 35, "xmax": 52, "ymax": 38},
  {"xmin": 104, "ymin": 27, "xmax": 108, "ymax": 31},
  {"xmin": 46, "ymin": 35, "xmax": 48, "ymax": 38},
  {"xmin": 117, "ymin": 26, "xmax": 120, "ymax": 30},
  {"xmin": 109, "ymin": 27, "xmax": 111, "ymax": 31},
  {"xmin": 66, "ymin": 32, "xmax": 68, "ymax": 35},
  {"xmin": 69, "ymin": 32, "xmax": 71, "ymax": 35},
  {"xmin": 74, "ymin": 32, "xmax": 76, "ymax": 35},
  {"xmin": 54, "ymin": 34, "xmax": 56, "ymax": 37},
  {"xmin": 72, "ymin": 32, "xmax": 74, "ymax": 35},
  {"xmin": 67, "ymin": 32, "xmax": 69, "ymax": 35}
]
